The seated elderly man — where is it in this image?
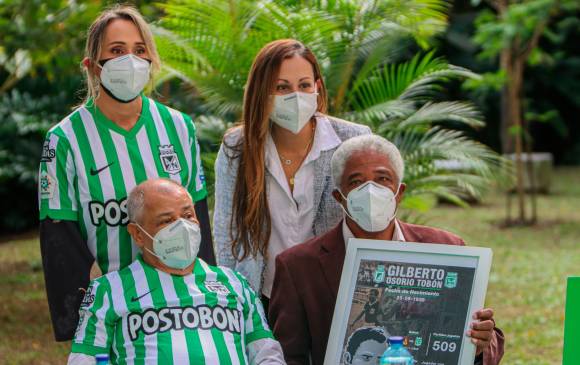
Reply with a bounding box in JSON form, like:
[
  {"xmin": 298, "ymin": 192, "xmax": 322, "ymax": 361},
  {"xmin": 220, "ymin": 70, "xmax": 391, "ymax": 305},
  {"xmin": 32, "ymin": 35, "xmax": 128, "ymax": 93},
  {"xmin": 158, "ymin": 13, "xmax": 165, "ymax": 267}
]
[
  {"xmin": 68, "ymin": 178, "xmax": 284, "ymax": 365},
  {"xmin": 269, "ymin": 135, "xmax": 505, "ymax": 365}
]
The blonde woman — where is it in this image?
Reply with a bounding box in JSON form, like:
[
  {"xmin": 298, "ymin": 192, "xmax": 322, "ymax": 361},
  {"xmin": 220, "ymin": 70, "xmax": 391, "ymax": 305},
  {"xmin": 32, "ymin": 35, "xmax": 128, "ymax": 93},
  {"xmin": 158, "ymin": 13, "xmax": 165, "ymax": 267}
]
[
  {"xmin": 213, "ymin": 39, "xmax": 371, "ymax": 310},
  {"xmin": 38, "ymin": 5, "xmax": 214, "ymax": 341}
]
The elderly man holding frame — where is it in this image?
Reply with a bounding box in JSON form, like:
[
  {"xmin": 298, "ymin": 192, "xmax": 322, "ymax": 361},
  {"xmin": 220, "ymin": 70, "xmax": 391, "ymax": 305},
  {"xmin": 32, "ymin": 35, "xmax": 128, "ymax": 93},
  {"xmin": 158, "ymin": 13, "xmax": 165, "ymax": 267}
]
[{"xmin": 269, "ymin": 134, "xmax": 505, "ymax": 365}]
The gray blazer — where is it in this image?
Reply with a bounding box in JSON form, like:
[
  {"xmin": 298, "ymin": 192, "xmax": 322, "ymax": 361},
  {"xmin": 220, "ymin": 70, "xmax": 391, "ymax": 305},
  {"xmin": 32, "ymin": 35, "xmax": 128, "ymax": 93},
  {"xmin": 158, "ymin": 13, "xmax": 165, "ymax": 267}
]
[{"xmin": 213, "ymin": 116, "xmax": 371, "ymax": 292}]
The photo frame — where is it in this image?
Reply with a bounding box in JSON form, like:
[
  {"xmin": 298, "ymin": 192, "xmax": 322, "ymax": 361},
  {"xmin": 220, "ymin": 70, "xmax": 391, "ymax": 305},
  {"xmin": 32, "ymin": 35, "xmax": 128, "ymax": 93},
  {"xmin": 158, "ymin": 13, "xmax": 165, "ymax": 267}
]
[{"xmin": 324, "ymin": 239, "xmax": 493, "ymax": 365}]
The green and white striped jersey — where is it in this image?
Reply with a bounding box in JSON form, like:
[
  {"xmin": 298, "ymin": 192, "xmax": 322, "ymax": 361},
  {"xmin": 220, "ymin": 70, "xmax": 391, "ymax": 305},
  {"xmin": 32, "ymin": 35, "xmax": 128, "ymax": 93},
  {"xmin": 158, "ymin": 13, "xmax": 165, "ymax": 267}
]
[
  {"xmin": 38, "ymin": 96, "xmax": 207, "ymax": 273},
  {"xmin": 72, "ymin": 257, "xmax": 274, "ymax": 364}
]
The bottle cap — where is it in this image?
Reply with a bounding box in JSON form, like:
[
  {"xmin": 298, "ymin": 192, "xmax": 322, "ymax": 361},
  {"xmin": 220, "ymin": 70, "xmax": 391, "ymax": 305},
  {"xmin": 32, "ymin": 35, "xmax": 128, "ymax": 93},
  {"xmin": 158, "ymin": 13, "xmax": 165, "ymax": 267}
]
[
  {"xmin": 95, "ymin": 354, "xmax": 109, "ymax": 360},
  {"xmin": 388, "ymin": 336, "xmax": 404, "ymax": 345}
]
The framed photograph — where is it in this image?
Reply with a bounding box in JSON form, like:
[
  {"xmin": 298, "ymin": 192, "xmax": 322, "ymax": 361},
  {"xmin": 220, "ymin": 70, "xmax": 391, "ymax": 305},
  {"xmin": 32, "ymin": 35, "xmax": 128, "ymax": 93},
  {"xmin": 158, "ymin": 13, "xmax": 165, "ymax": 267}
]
[{"xmin": 324, "ymin": 239, "xmax": 492, "ymax": 365}]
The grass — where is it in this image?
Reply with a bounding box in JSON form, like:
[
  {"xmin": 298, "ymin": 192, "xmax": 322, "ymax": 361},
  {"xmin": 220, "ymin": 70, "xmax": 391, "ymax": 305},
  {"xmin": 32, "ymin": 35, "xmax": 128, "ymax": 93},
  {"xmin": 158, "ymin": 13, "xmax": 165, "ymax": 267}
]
[
  {"xmin": 422, "ymin": 167, "xmax": 580, "ymax": 364},
  {"xmin": 1, "ymin": 167, "xmax": 578, "ymax": 364}
]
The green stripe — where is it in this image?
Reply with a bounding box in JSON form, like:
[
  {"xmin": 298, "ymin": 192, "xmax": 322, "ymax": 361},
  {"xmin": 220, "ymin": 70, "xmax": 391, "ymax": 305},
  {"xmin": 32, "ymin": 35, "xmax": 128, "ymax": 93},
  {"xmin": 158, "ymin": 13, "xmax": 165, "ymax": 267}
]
[
  {"xmin": 182, "ymin": 115, "xmax": 207, "ymax": 197},
  {"xmin": 119, "ymin": 266, "xmax": 144, "ymax": 365},
  {"xmin": 70, "ymin": 112, "xmax": 109, "ymax": 273},
  {"xmin": 94, "ymin": 126, "xmax": 133, "ymax": 269},
  {"xmin": 141, "ymin": 264, "xmax": 174, "ymax": 365},
  {"xmin": 210, "ymin": 267, "xmax": 247, "ymax": 364},
  {"xmin": 144, "ymin": 107, "xmax": 170, "ymax": 178},
  {"xmin": 156, "ymin": 102, "xmax": 190, "ymax": 185},
  {"xmin": 172, "ymin": 276, "xmax": 206, "ymax": 365},
  {"xmin": 126, "ymin": 137, "xmax": 148, "ymax": 183},
  {"xmin": 196, "ymin": 264, "xmax": 235, "ymax": 364},
  {"xmin": 54, "ymin": 133, "xmax": 74, "ymax": 211},
  {"xmin": 39, "ymin": 159, "xmax": 49, "ymax": 217}
]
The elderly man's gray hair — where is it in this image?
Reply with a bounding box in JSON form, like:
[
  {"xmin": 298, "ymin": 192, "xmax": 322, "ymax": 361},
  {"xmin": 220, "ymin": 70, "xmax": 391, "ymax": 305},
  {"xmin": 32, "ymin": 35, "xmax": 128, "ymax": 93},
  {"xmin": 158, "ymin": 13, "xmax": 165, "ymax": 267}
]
[
  {"xmin": 331, "ymin": 134, "xmax": 404, "ymax": 186},
  {"xmin": 127, "ymin": 178, "xmax": 192, "ymax": 224}
]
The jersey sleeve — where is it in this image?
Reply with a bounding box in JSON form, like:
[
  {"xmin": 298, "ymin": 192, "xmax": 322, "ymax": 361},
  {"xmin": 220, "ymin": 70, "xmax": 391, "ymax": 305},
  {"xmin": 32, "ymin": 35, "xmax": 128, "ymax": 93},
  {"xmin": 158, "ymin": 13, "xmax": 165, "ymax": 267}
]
[
  {"xmin": 71, "ymin": 278, "xmax": 117, "ymax": 356},
  {"xmin": 183, "ymin": 113, "xmax": 207, "ymax": 202},
  {"xmin": 234, "ymin": 271, "xmax": 275, "ymax": 345},
  {"xmin": 39, "ymin": 130, "xmax": 78, "ymax": 221}
]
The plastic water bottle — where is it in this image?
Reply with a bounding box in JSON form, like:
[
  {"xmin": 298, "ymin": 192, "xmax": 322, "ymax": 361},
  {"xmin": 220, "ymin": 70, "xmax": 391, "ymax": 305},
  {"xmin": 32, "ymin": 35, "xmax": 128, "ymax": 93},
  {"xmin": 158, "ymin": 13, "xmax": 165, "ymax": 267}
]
[
  {"xmin": 380, "ymin": 336, "xmax": 414, "ymax": 365},
  {"xmin": 95, "ymin": 354, "xmax": 109, "ymax": 365}
]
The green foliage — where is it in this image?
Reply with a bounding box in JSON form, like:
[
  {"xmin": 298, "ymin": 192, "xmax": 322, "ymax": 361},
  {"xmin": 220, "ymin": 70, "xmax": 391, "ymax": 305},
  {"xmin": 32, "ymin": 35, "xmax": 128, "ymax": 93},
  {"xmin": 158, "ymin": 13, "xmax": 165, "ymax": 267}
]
[
  {"xmin": 0, "ymin": 90, "xmax": 68, "ymax": 231},
  {"xmin": 156, "ymin": 0, "xmax": 509, "ymax": 217},
  {"xmin": 0, "ymin": 0, "xmax": 104, "ymax": 93}
]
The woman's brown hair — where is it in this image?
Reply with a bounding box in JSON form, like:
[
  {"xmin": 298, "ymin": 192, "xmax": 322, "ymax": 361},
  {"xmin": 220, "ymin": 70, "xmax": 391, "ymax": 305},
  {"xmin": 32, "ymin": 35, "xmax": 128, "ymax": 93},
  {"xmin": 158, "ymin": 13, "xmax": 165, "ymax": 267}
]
[{"xmin": 226, "ymin": 39, "xmax": 328, "ymax": 261}]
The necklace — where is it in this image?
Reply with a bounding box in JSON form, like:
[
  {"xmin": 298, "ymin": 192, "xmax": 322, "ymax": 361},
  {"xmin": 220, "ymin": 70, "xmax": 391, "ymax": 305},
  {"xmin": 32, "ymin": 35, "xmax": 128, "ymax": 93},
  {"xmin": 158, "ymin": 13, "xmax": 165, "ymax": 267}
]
[
  {"xmin": 276, "ymin": 121, "xmax": 316, "ymax": 188},
  {"xmin": 277, "ymin": 122, "xmax": 316, "ymax": 165}
]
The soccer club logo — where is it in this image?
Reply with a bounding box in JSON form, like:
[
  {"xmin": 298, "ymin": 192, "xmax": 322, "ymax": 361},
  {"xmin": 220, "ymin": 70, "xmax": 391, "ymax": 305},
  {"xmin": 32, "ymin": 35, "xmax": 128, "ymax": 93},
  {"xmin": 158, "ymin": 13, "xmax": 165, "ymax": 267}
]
[
  {"xmin": 373, "ymin": 265, "xmax": 386, "ymax": 283},
  {"xmin": 444, "ymin": 272, "xmax": 458, "ymax": 289},
  {"xmin": 158, "ymin": 144, "xmax": 182, "ymax": 174}
]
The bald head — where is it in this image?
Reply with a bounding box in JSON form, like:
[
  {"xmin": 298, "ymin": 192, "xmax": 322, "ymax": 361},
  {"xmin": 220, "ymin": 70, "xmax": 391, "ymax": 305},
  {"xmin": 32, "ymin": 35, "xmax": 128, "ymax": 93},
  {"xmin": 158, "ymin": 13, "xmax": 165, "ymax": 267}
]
[{"xmin": 127, "ymin": 178, "xmax": 192, "ymax": 224}]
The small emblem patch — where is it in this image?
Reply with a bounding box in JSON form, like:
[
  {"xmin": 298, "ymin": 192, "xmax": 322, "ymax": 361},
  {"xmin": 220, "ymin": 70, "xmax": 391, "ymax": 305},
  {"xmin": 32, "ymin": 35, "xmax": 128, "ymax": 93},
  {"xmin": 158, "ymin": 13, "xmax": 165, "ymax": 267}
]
[
  {"xmin": 40, "ymin": 171, "xmax": 55, "ymax": 199},
  {"xmin": 158, "ymin": 144, "xmax": 181, "ymax": 174}
]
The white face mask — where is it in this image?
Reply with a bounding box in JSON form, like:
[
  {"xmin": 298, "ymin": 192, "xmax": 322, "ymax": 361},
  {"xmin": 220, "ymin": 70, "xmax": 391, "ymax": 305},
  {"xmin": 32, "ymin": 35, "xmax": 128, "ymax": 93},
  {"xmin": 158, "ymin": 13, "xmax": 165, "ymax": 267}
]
[
  {"xmin": 136, "ymin": 218, "xmax": 201, "ymax": 270},
  {"xmin": 270, "ymin": 90, "xmax": 318, "ymax": 134},
  {"xmin": 98, "ymin": 54, "xmax": 151, "ymax": 103},
  {"xmin": 340, "ymin": 181, "xmax": 400, "ymax": 232}
]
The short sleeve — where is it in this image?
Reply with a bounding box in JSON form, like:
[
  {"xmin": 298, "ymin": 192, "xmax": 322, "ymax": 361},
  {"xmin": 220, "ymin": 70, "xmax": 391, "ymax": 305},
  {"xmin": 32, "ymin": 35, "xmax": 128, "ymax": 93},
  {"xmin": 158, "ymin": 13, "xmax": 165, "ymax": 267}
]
[
  {"xmin": 183, "ymin": 114, "xmax": 207, "ymax": 202},
  {"xmin": 39, "ymin": 130, "xmax": 78, "ymax": 221},
  {"xmin": 234, "ymin": 272, "xmax": 275, "ymax": 344},
  {"xmin": 71, "ymin": 278, "xmax": 117, "ymax": 356}
]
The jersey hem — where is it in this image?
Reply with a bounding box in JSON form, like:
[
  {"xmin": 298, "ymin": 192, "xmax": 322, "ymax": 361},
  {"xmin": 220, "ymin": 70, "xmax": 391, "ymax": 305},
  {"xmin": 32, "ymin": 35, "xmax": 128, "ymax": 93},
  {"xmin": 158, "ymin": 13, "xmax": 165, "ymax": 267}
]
[
  {"xmin": 39, "ymin": 209, "xmax": 78, "ymax": 221},
  {"xmin": 71, "ymin": 342, "xmax": 109, "ymax": 356},
  {"xmin": 245, "ymin": 329, "xmax": 275, "ymax": 344}
]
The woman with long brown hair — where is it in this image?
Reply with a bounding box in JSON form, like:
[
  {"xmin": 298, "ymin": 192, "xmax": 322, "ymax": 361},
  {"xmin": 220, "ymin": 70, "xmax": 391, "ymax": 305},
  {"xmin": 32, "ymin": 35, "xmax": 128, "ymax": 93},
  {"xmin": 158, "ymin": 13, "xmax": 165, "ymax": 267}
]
[{"xmin": 213, "ymin": 39, "xmax": 371, "ymax": 309}]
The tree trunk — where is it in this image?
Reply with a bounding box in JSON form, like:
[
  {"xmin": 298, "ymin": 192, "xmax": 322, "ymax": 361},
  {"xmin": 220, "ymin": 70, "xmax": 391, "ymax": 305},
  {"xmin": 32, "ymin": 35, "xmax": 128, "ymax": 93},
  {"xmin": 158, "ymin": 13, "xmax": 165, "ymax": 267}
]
[{"xmin": 510, "ymin": 55, "xmax": 526, "ymax": 223}]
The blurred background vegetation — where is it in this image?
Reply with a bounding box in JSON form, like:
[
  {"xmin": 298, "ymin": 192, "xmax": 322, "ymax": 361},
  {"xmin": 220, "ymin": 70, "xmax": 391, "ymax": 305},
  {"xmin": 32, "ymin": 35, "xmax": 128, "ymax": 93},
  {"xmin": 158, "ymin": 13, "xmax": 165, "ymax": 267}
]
[{"xmin": 1, "ymin": 0, "xmax": 578, "ymax": 233}]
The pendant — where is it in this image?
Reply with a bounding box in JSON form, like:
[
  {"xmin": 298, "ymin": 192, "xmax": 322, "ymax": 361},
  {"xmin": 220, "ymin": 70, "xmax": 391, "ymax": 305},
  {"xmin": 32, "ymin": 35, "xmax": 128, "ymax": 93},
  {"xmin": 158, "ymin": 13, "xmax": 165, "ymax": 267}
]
[{"xmin": 283, "ymin": 158, "xmax": 292, "ymax": 165}]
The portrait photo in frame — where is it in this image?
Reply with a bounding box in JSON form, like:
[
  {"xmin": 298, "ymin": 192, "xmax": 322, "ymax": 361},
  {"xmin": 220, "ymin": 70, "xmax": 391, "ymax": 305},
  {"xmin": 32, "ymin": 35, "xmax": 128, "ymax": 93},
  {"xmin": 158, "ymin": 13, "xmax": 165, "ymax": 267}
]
[{"xmin": 324, "ymin": 239, "xmax": 493, "ymax": 365}]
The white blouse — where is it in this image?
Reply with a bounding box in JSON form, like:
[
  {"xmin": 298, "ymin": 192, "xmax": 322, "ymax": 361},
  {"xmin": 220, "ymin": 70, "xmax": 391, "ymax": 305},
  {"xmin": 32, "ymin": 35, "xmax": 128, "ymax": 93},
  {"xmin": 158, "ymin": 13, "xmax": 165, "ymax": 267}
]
[{"xmin": 262, "ymin": 114, "xmax": 341, "ymax": 297}]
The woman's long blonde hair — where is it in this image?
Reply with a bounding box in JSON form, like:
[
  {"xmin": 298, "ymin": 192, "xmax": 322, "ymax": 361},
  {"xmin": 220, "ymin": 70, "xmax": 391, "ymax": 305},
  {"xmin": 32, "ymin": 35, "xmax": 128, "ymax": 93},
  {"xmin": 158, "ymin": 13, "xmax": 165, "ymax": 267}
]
[
  {"xmin": 83, "ymin": 5, "xmax": 160, "ymax": 104},
  {"xmin": 226, "ymin": 39, "xmax": 328, "ymax": 261}
]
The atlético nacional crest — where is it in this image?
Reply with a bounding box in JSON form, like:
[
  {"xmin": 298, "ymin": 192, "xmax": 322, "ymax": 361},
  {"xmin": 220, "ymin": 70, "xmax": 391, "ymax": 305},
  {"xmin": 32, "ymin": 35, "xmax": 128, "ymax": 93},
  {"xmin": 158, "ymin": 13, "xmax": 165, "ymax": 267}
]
[{"xmin": 158, "ymin": 144, "xmax": 181, "ymax": 174}]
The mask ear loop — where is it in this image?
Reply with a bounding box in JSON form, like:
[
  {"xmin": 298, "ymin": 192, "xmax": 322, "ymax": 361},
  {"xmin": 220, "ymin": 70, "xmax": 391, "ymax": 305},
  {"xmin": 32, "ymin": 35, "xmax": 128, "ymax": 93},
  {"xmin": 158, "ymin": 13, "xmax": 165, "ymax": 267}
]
[
  {"xmin": 388, "ymin": 183, "xmax": 402, "ymax": 223},
  {"xmin": 134, "ymin": 222, "xmax": 167, "ymax": 260},
  {"xmin": 338, "ymin": 190, "xmax": 357, "ymax": 222}
]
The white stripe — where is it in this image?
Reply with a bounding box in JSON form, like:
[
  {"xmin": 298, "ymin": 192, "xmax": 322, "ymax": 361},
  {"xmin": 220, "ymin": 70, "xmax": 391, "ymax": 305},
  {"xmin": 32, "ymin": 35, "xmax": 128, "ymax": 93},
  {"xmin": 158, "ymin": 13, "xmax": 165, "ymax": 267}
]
[
  {"xmin": 130, "ymin": 262, "xmax": 158, "ymax": 362},
  {"xmin": 108, "ymin": 271, "xmax": 136, "ymax": 365},
  {"xmin": 183, "ymin": 274, "xmax": 220, "ymax": 362},
  {"xmin": 109, "ymin": 130, "xmax": 139, "ymax": 261},
  {"xmin": 61, "ymin": 118, "xmax": 97, "ymax": 258},
  {"xmin": 167, "ymin": 108, "xmax": 193, "ymax": 189},
  {"xmin": 66, "ymin": 152, "xmax": 77, "ymax": 212},
  {"xmin": 149, "ymin": 100, "xmax": 181, "ymax": 184},
  {"xmin": 157, "ymin": 272, "xmax": 189, "ymax": 363},
  {"xmin": 93, "ymin": 288, "xmax": 111, "ymax": 347},
  {"xmin": 46, "ymin": 134, "xmax": 61, "ymax": 210},
  {"xmin": 136, "ymin": 127, "xmax": 157, "ymax": 180},
  {"xmin": 79, "ymin": 108, "xmax": 120, "ymax": 271}
]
